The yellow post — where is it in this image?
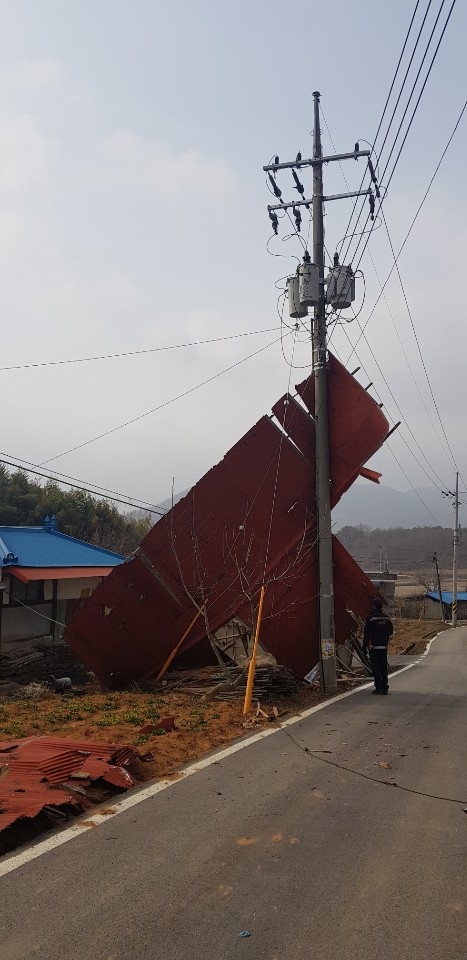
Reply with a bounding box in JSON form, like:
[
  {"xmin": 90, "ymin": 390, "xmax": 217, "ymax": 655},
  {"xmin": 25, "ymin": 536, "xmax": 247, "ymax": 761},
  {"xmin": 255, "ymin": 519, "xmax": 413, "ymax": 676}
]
[
  {"xmin": 155, "ymin": 605, "xmax": 205, "ymax": 681},
  {"xmin": 243, "ymin": 585, "xmax": 265, "ymax": 715}
]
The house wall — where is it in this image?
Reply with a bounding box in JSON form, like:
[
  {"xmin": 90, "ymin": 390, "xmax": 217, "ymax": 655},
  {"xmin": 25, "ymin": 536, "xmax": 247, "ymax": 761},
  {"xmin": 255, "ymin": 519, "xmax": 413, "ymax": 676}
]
[
  {"xmin": 43, "ymin": 577, "xmax": 104, "ymax": 602},
  {"xmin": 1, "ymin": 604, "xmax": 53, "ymax": 649},
  {"xmin": 0, "ymin": 575, "xmax": 106, "ymax": 649},
  {"xmin": 425, "ymin": 598, "xmax": 467, "ymax": 620}
]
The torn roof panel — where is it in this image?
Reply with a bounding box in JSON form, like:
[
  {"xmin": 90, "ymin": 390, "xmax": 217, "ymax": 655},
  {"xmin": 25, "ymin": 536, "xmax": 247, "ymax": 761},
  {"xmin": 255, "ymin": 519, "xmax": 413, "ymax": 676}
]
[
  {"xmin": 0, "ymin": 737, "xmax": 138, "ymax": 835},
  {"xmin": 65, "ymin": 353, "xmax": 389, "ymax": 686}
]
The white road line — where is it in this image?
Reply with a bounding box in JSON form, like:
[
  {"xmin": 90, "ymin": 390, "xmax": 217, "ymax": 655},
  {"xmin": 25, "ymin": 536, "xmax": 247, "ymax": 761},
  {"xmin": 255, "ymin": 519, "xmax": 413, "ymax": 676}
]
[{"xmin": 0, "ymin": 631, "xmax": 444, "ymax": 879}]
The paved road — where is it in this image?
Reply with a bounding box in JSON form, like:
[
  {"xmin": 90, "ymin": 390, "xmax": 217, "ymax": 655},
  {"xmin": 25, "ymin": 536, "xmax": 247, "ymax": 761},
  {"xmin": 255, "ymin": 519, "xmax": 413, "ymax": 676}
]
[{"xmin": 1, "ymin": 629, "xmax": 466, "ymax": 960}]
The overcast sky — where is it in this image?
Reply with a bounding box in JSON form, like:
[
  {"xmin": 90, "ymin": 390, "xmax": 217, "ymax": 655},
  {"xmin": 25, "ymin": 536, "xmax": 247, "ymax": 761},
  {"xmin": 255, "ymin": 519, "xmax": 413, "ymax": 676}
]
[{"xmin": 0, "ymin": 1, "xmax": 465, "ymax": 525}]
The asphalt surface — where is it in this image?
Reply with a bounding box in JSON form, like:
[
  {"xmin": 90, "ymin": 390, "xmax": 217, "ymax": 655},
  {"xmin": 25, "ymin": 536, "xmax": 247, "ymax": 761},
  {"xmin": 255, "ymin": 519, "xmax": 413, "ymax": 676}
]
[{"xmin": 1, "ymin": 629, "xmax": 466, "ymax": 960}]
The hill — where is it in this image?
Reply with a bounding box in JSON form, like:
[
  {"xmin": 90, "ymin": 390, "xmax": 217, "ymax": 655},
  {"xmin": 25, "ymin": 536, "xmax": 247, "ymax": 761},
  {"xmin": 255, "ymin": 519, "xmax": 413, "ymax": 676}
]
[
  {"xmin": 336, "ymin": 523, "xmax": 462, "ymax": 574},
  {"xmin": 332, "ymin": 483, "xmax": 461, "ymax": 530},
  {"xmin": 0, "ymin": 466, "xmax": 151, "ymax": 555}
]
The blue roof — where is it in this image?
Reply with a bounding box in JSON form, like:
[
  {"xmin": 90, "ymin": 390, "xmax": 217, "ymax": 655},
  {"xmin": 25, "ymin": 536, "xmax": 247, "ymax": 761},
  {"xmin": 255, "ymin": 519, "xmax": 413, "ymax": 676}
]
[
  {"xmin": 0, "ymin": 519, "xmax": 124, "ymax": 569},
  {"xmin": 426, "ymin": 590, "xmax": 467, "ymax": 603}
]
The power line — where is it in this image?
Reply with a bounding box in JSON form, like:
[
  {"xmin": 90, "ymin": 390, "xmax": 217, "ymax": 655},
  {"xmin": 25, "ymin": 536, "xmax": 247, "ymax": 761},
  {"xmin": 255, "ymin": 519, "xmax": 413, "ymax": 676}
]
[
  {"xmin": 323, "ymin": 107, "xmax": 455, "ymax": 483},
  {"xmin": 0, "ymin": 456, "xmax": 165, "ymax": 516},
  {"xmin": 335, "ymin": 308, "xmax": 449, "ymax": 493},
  {"xmin": 346, "ymin": 0, "xmax": 458, "ymax": 275},
  {"xmin": 339, "ymin": 97, "xmax": 467, "ymax": 493},
  {"xmin": 337, "ymin": 0, "xmax": 430, "ymax": 263},
  {"xmin": 347, "ymin": 96, "xmax": 467, "ymax": 357},
  {"xmin": 0, "ymin": 451, "xmax": 166, "ymax": 514},
  {"xmin": 0, "ymin": 327, "xmax": 280, "ymax": 373},
  {"xmin": 331, "ymin": 337, "xmax": 446, "ymax": 524},
  {"xmin": 337, "ymin": 95, "xmax": 467, "ymax": 494},
  {"xmin": 40, "ymin": 333, "xmax": 289, "ymax": 465},
  {"xmin": 380, "ymin": 206, "xmax": 460, "ymax": 472}
]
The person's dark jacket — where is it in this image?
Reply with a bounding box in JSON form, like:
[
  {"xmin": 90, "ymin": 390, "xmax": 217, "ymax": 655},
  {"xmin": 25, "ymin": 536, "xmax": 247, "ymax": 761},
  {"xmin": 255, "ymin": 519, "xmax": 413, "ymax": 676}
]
[{"xmin": 363, "ymin": 606, "xmax": 393, "ymax": 651}]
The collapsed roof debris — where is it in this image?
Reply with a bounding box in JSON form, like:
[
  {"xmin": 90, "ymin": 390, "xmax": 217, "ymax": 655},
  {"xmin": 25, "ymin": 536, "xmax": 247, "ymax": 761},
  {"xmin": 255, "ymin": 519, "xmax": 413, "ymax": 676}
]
[
  {"xmin": 65, "ymin": 354, "xmax": 389, "ymax": 686},
  {"xmin": 0, "ymin": 736, "xmax": 138, "ymax": 838}
]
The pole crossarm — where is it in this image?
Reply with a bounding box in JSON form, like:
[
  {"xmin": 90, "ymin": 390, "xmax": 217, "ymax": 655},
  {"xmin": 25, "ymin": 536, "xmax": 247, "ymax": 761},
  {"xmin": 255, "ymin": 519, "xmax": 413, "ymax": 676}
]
[
  {"xmin": 263, "ymin": 150, "xmax": 370, "ymax": 172},
  {"xmin": 267, "ymin": 189, "xmax": 371, "ymax": 212},
  {"xmin": 323, "ymin": 189, "xmax": 372, "ymax": 203}
]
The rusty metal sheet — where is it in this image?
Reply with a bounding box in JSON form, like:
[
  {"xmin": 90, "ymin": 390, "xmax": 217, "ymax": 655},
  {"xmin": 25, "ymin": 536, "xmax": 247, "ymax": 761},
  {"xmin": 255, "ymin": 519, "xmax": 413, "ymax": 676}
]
[
  {"xmin": 296, "ymin": 354, "xmax": 388, "ymax": 506},
  {"xmin": 67, "ymin": 416, "xmax": 318, "ymax": 685},
  {"xmin": 65, "ymin": 353, "xmax": 389, "ymax": 684},
  {"xmin": 0, "ymin": 737, "xmax": 138, "ymax": 835}
]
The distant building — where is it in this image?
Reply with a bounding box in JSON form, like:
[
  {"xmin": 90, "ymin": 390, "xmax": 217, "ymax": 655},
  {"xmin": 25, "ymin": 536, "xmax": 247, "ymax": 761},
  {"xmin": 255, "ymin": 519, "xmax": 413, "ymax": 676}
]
[
  {"xmin": 425, "ymin": 590, "xmax": 467, "ymax": 620},
  {"xmin": 0, "ymin": 516, "xmax": 124, "ymax": 650},
  {"xmin": 364, "ymin": 569, "xmax": 398, "ymax": 600}
]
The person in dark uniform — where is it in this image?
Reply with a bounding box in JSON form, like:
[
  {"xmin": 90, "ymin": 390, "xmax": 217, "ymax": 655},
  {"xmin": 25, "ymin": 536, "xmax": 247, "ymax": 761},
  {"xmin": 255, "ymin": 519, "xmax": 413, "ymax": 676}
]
[{"xmin": 363, "ymin": 597, "xmax": 393, "ymax": 695}]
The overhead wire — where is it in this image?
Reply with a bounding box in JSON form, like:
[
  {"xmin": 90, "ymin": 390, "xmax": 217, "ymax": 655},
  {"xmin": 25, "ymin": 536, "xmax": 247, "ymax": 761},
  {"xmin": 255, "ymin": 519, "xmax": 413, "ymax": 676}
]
[
  {"xmin": 331, "ymin": 335, "xmax": 446, "ymax": 523},
  {"xmin": 40, "ymin": 333, "xmax": 290, "ymax": 466},
  {"xmin": 0, "ymin": 455, "xmax": 165, "ymax": 517},
  {"xmin": 340, "ymin": 96, "xmax": 467, "ymax": 493},
  {"xmin": 346, "ymin": 96, "xmax": 467, "ymax": 357},
  {"xmin": 321, "ymin": 110, "xmax": 450, "ymax": 493},
  {"xmin": 337, "ymin": 0, "xmax": 426, "ymax": 261},
  {"xmin": 0, "ymin": 450, "xmax": 167, "ymax": 514},
  {"xmin": 0, "ymin": 327, "xmax": 281, "ymax": 373},
  {"xmin": 344, "ymin": 0, "xmax": 458, "ymax": 274},
  {"xmin": 380, "ymin": 205, "xmax": 461, "ymax": 472}
]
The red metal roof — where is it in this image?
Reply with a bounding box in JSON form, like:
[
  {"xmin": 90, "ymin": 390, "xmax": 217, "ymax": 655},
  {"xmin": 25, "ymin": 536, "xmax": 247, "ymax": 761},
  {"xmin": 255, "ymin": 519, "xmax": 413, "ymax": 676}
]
[
  {"xmin": 65, "ymin": 353, "xmax": 389, "ymax": 685},
  {"xmin": 0, "ymin": 736, "xmax": 138, "ymax": 834}
]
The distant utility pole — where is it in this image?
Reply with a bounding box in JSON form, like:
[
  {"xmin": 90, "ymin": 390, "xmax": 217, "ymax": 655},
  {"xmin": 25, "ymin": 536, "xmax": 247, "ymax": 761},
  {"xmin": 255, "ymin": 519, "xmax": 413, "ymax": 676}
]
[
  {"xmin": 263, "ymin": 91, "xmax": 373, "ymax": 695},
  {"xmin": 442, "ymin": 472, "xmax": 460, "ymax": 626},
  {"xmin": 432, "ymin": 552, "xmax": 445, "ymax": 623}
]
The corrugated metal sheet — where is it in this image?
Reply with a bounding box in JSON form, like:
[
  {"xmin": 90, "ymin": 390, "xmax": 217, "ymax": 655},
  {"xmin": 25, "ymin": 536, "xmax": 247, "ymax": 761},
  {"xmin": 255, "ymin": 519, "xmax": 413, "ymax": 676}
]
[
  {"xmin": 65, "ymin": 353, "xmax": 389, "ymax": 684},
  {"xmin": 426, "ymin": 591, "xmax": 467, "ymax": 603},
  {"xmin": 0, "ymin": 736, "xmax": 138, "ymax": 834}
]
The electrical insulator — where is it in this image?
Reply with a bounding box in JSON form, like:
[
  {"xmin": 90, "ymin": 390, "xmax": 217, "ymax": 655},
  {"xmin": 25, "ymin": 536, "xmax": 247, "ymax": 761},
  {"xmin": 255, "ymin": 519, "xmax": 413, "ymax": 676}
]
[
  {"xmin": 325, "ymin": 264, "xmax": 355, "ymax": 310},
  {"xmin": 287, "ymin": 275, "xmax": 308, "ymax": 319},
  {"xmin": 298, "ymin": 261, "xmax": 320, "ymax": 307}
]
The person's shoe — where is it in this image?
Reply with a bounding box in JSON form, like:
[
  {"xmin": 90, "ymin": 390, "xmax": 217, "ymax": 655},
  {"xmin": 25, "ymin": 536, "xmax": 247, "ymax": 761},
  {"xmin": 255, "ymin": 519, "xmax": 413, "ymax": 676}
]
[
  {"xmin": 372, "ymin": 689, "xmax": 382, "ymax": 695},
  {"xmin": 382, "ymin": 690, "xmax": 389, "ymax": 695}
]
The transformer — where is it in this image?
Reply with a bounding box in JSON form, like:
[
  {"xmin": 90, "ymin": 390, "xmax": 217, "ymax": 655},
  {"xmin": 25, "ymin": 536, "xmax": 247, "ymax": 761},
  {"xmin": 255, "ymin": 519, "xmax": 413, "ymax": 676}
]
[
  {"xmin": 325, "ymin": 264, "xmax": 355, "ymax": 310},
  {"xmin": 287, "ymin": 275, "xmax": 308, "ymax": 319},
  {"xmin": 298, "ymin": 260, "xmax": 320, "ymax": 307}
]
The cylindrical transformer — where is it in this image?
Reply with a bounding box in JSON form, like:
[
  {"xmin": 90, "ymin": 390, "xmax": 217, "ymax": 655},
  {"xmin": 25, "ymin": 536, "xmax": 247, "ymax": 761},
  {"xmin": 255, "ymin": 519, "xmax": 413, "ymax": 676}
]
[
  {"xmin": 298, "ymin": 261, "xmax": 320, "ymax": 306},
  {"xmin": 325, "ymin": 265, "xmax": 355, "ymax": 310},
  {"xmin": 287, "ymin": 275, "xmax": 308, "ymax": 319}
]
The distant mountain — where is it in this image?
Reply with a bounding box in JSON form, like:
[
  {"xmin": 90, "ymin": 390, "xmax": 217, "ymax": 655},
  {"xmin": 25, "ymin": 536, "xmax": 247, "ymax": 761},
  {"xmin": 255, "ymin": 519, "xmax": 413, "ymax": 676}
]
[
  {"xmin": 155, "ymin": 484, "xmax": 456, "ymax": 533},
  {"xmin": 332, "ymin": 484, "xmax": 461, "ymax": 531}
]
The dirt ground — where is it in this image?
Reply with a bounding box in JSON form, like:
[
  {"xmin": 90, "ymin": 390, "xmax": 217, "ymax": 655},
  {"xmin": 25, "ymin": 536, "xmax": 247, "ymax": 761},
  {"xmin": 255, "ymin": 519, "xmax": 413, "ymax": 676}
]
[
  {"xmin": 0, "ymin": 619, "xmax": 449, "ymax": 783},
  {"xmin": 0, "ymin": 684, "xmax": 328, "ymax": 782},
  {"xmin": 390, "ymin": 617, "xmax": 450, "ymax": 655}
]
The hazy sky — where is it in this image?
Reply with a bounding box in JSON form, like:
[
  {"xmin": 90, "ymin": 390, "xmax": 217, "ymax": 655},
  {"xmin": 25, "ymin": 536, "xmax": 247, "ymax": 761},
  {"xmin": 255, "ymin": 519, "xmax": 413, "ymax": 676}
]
[{"xmin": 0, "ymin": 1, "xmax": 465, "ymax": 525}]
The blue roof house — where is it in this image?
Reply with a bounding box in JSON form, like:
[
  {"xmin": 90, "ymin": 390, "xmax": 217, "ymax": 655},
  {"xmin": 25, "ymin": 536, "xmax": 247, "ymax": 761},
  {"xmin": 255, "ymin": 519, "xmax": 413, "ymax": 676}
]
[
  {"xmin": 0, "ymin": 516, "xmax": 124, "ymax": 649},
  {"xmin": 425, "ymin": 590, "xmax": 467, "ymax": 621}
]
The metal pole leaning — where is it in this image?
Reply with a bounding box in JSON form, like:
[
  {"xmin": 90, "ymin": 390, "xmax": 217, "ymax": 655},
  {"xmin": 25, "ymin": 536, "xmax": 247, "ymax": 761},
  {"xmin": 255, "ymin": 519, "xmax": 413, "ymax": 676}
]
[
  {"xmin": 452, "ymin": 472, "xmax": 459, "ymax": 627},
  {"xmin": 312, "ymin": 91, "xmax": 337, "ymax": 695}
]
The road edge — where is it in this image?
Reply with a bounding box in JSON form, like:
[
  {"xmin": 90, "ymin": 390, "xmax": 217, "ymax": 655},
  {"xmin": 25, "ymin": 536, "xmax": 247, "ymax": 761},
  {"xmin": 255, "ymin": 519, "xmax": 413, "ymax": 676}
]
[{"xmin": 0, "ymin": 628, "xmax": 445, "ymax": 878}]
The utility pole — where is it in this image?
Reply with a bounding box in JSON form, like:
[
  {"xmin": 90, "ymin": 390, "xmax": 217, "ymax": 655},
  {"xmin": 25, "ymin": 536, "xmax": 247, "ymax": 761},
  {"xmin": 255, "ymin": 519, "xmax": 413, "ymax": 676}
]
[
  {"xmin": 432, "ymin": 552, "xmax": 445, "ymax": 623},
  {"xmin": 452, "ymin": 471, "xmax": 459, "ymax": 626},
  {"xmin": 442, "ymin": 473, "xmax": 460, "ymax": 626},
  {"xmin": 312, "ymin": 91, "xmax": 336, "ymax": 695},
  {"xmin": 263, "ymin": 93, "xmax": 373, "ymax": 694}
]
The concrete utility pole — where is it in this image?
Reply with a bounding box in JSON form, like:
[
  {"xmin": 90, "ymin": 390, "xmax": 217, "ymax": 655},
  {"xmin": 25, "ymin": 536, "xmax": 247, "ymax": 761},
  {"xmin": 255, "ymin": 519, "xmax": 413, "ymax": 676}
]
[
  {"xmin": 312, "ymin": 91, "xmax": 336, "ymax": 695},
  {"xmin": 452, "ymin": 471, "xmax": 459, "ymax": 626},
  {"xmin": 432, "ymin": 552, "xmax": 445, "ymax": 623},
  {"xmin": 263, "ymin": 99, "xmax": 372, "ymax": 694},
  {"xmin": 443, "ymin": 474, "xmax": 460, "ymax": 626}
]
